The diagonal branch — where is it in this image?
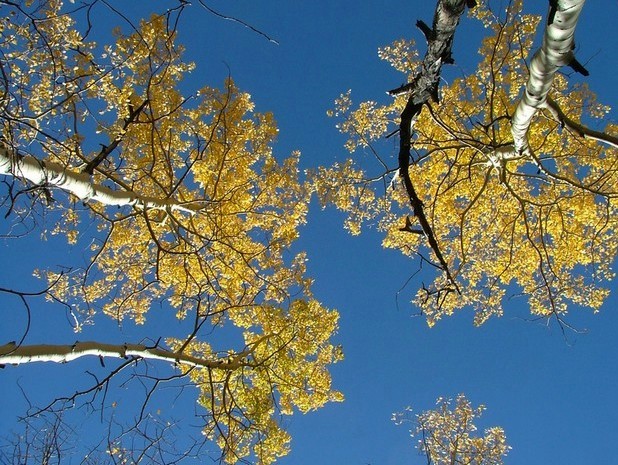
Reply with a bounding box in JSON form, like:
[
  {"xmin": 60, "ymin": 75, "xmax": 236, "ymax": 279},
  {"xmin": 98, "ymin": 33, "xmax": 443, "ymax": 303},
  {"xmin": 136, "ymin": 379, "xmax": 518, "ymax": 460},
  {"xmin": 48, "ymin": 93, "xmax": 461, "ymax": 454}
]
[
  {"xmin": 82, "ymin": 99, "xmax": 149, "ymax": 175},
  {"xmin": 396, "ymin": 0, "xmax": 471, "ymax": 292},
  {"xmin": 197, "ymin": 0, "xmax": 279, "ymax": 45},
  {"xmin": 543, "ymin": 95, "xmax": 618, "ymax": 149},
  {"xmin": 0, "ymin": 142, "xmax": 207, "ymax": 214}
]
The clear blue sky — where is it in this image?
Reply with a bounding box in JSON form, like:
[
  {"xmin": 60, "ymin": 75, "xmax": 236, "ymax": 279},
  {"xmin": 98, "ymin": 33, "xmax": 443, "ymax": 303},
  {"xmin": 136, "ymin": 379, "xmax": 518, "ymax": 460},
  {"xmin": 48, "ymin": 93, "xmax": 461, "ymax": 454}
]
[{"xmin": 1, "ymin": 1, "xmax": 617, "ymax": 465}]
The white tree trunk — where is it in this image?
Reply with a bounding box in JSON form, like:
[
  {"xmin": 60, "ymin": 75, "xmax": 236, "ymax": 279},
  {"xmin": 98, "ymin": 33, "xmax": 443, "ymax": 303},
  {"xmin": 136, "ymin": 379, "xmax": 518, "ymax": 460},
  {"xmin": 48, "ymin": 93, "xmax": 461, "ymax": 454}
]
[
  {"xmin": 511, "ymin": 0, "xmax": 586, "ymax": 152},
  {"xmin": 0, "ymin": 341, "xmax": 243, "ymax": 369},
  {"xmin": 0, "ymin": 143, "xmax": 201, "ymax": 214}
]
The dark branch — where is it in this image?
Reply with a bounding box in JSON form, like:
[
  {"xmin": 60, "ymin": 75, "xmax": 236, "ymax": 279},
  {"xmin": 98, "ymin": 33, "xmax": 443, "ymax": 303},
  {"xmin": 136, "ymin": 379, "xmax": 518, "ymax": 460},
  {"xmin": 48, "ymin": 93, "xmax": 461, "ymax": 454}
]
[
  {"xmin": 568, "ymin": 56, "xmax": 589, "ymax": 76},
  {"xmin": 395, "ymin": 0, "xmax": 469, "ymax": 293},
  {"xmin": 82, "ymin": 99, "xmax": 148, "ymax": 175},
  {"xmin": 416, "ymin": 20, "xmax": 435, "ymax": 42},
  {"xmin": 197, "ymin": 0, "xmax": 279, "ymax": 45}
]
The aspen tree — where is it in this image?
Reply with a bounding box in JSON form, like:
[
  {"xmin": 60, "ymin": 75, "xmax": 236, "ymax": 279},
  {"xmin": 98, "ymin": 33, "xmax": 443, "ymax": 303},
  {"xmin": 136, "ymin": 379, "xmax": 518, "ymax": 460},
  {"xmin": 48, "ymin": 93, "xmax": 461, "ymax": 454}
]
[
  {"xmin": 0, "ymin": 2, "xmax": 341, "ymax": 463},
  {"xmin": 316, "ymin": 0, "xmax": 616, "ymax": 325}
]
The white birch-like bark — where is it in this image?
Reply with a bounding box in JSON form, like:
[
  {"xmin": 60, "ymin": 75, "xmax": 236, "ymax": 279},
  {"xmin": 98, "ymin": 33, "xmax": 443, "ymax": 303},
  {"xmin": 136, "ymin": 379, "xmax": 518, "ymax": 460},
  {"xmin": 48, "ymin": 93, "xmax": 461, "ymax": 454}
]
[
  {"xmin": 0, "ymin": 341, "xmax": 243, "ymax": 369},
  {"xmin": 0, "ymin": 143, "xmax": 201, "ymax": 214},
  {"xmin": 511, "ymin": 0, "xmax": 586, "ymax": 152}
]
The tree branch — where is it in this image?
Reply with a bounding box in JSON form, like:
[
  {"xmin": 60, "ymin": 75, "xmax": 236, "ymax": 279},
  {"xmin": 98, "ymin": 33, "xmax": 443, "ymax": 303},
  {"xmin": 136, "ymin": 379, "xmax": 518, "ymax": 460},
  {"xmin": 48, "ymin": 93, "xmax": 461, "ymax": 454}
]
[
  {"xmin": 0, "ymin": 142, "xmax": 206, "ymax": 214},
  {"xmin": 82, "ymin": 99, "xmax": 149, "ymax": 175},
  {"xmin": 197, "ymin": 0, "xmax": 279, "ymax": 45},
  {"xmin": 543, "ymin": 95, "xmax": 618, "ymax": 148},
  {"xmin": 0, "ymin": 341, "xmax": 245, "ymax": 370},
  {"xmin": 396, "ymin": 0, "xmax": 469, "ymax": 293}
]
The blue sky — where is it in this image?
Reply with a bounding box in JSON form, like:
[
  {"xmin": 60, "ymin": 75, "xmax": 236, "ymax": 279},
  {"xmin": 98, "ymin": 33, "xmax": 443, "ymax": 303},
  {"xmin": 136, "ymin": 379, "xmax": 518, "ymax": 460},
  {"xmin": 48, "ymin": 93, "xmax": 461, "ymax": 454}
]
[{"xmin": 1, "ymin": 1, "xmax": 617, "ymax": 465}]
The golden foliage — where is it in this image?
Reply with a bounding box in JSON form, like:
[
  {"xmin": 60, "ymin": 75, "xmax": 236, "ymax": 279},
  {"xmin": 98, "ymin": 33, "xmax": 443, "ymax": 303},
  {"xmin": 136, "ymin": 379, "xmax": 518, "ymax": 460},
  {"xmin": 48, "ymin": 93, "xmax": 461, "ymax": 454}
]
[
  {"xmin": 315, "ymin": 0, "xmax": 617, "ymax": 325},
  {"xmin": 168, "ymin": 299, "xmax": 343, "ymax": 464},
  {"xmin": 394, "ymin": 394, "xmax": 510, "ymax": 465}
]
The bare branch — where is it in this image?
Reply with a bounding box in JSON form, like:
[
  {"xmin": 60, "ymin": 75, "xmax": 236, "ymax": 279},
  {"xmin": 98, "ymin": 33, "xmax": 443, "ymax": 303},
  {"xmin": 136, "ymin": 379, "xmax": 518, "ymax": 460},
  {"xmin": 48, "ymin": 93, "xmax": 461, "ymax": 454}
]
[
  {"xmin": 396, "ymin": 0, "xmax": 470, "ymax": 293},
  {"xmin": 197, "ymin": 0, "xmax": 279, "ymax": 45},
  {"xmin": 543, "ymin": 95, "xmax": 618, "ymax": 149},
  {"xmin": 0, "ymin": 341, "xmax": 251, "ymax": 370}
]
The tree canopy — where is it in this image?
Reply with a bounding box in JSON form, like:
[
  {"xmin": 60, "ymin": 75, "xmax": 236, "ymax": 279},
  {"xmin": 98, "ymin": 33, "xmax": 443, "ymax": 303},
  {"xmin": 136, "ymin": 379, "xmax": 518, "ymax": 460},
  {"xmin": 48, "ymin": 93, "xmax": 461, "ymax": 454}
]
[
  {"xmin": 394, "ymin": 394, "xmax": 510, "ymax": 465},
  {"xmin": 319, "ymin": 0, "xmax": 617, "ymax": 326},
  {"xmin": 0, "ymin": 1, "xmax": 341, "ymax": 463}
]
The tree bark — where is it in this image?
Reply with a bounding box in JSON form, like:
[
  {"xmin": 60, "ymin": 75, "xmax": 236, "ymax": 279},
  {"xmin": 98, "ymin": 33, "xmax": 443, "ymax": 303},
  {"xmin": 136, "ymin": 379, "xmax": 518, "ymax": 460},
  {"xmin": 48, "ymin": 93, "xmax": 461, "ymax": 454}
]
[
  {"xmin": 0, "ymin": 341, "xmax": 243, "ymax": 370},
  {"xmin": 0, "ymin": 142, "xmax": 203, "ymax": 214},
  {"xmin": 394, "ymin": 0, "xmax": 470, "ymax": 291},
  {"xmin": 511, "ymin": 0, "xmax": 586, "ymax": 152}
]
